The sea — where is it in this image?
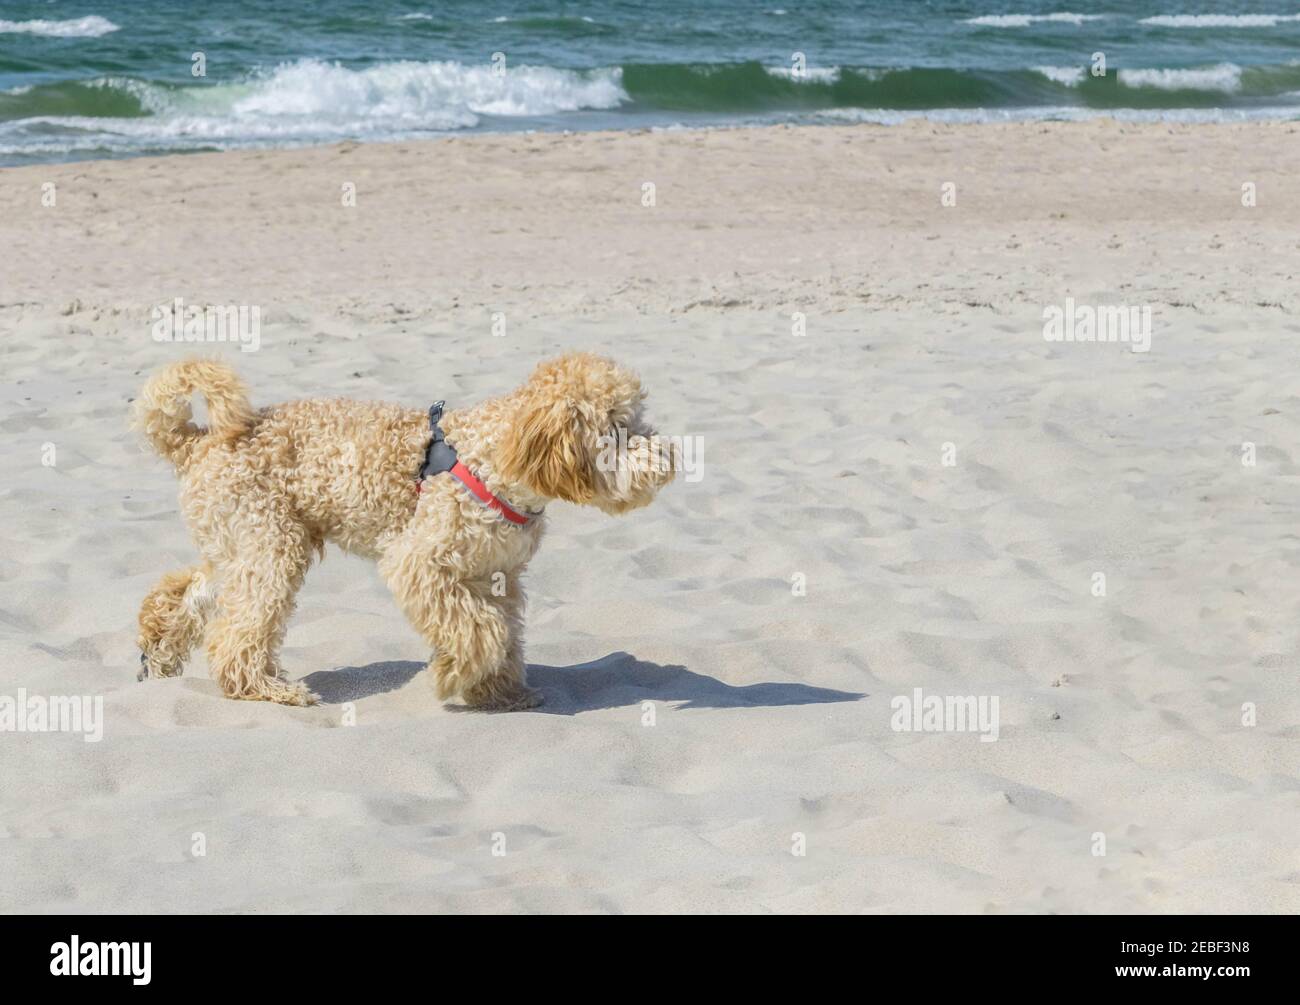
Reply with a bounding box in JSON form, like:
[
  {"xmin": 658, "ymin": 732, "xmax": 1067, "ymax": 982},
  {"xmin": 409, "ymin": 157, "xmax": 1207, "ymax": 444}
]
[{"xmin": 2, "ymin": 1, "xmax": 1299, "ymax": 165}]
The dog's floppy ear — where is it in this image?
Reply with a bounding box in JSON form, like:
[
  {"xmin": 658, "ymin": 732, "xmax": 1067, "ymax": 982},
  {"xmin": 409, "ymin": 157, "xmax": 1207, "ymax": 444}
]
[{"xmin": 498, "ymin": 397, "xmax": 597, "ymax": 503}]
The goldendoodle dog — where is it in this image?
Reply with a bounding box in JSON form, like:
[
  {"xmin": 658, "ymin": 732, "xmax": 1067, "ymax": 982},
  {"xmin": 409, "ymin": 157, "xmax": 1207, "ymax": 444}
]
[{"xmin": 133, "ymin": 353, "xmax": 674, "ymax": 710}]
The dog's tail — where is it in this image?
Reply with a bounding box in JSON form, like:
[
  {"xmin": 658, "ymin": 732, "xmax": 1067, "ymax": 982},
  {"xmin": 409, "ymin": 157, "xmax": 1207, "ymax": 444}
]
[{"xmin": 133, "ymin": 358, "xmax": 255, "ymax": 466}]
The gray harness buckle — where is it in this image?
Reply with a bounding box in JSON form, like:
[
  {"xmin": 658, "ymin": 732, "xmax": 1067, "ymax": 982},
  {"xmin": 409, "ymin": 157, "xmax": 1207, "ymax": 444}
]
[{"xmin": 417, "ymin": 401, "xmax": 459, "ymax": 482}]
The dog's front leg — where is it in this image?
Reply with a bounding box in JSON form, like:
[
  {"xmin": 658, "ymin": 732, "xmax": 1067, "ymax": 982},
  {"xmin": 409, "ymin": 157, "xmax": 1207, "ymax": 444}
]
[
  {"xmin": 424, "ymin": 582, "xmax": 539, "ymax": 711},
  {"xmin": 454, "ymin": 573, "xmax": 538, "ymax": 711},
  {"xmin": 380, "ymin": 544, "xmax": 539, "ymax": 711},
  {"xmin": 427, "ymin": 576, "xmax": 533, "ymax": 708}
]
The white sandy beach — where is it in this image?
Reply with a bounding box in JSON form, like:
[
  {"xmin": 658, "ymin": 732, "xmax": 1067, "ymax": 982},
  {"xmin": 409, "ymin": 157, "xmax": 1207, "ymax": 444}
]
[{"xmin": 1, "ymin": 121, "xmax": 1298, "ymax": 913}]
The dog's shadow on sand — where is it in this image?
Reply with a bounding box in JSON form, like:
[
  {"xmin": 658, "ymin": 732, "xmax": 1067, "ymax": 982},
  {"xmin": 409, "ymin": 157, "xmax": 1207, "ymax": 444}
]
[{"xmin": 304, "ymin": 652, "xmax": 863, "ymax": 714}]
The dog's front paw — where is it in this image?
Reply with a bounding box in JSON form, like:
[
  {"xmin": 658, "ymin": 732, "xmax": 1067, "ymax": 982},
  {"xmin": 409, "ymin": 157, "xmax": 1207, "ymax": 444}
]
[
  {"xmin": 260, "ymin": 679, "xmax": 321, "ymax": 707},
  {"xmin": 497, "ymin": 686, "xmax": 544, "ymax": 712},
  {"xmin": 458, "ymin": 684, "xmax": 543, "ymax": 713},
  {"xmin": 138, "ymin": 650, "xmax": 182, "ymax": 682},
  {"xmin": 225, "ymin": 677, "xmax": 320, "ymax": 706}
]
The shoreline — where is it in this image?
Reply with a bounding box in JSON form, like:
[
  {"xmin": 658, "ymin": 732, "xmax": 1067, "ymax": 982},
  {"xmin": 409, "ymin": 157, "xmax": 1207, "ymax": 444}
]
[{"xmin": 4, "ymin": 103, "xmax": 1300, "ymax": 172}]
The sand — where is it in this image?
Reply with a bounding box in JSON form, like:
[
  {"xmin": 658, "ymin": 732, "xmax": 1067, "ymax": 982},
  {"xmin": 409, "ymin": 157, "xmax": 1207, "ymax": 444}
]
[{"xmin": 0, "ymin": 121, "xmax": 1297, "ymax": 913}]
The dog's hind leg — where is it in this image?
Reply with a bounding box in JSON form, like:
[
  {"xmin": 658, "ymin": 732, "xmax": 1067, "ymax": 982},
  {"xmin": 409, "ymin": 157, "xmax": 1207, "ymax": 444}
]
[
  {"xmin": 137, "ymin": 564, "xmax": 218, "ymax": 681},
  {"xmin": 205, "ymin": 524, "xmax": 318, "ymax": 706}
]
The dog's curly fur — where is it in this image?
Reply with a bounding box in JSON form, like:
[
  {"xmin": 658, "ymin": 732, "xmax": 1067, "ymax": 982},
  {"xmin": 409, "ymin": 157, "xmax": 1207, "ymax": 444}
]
[{"xmin": 133, "ymin": 353, "xmax": 673, "ymax": 710}]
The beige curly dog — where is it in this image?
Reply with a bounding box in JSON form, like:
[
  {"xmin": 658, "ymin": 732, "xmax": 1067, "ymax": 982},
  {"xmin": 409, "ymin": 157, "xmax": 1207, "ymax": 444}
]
[{"xmin": 133, "ymin": 353, "xmax": 674, "ymax": 710}]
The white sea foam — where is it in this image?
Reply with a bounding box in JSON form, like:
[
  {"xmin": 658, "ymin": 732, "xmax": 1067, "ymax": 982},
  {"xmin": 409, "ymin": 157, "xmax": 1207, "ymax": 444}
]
[
  {"xmin": 764, "ymin": 65, "xmax": 841, "ymax": 82},
  {"xmin": 1118, "ymin": 63, "xmax": 1243, "ymax": 92},
  {"xmin": 230, "ymin": 59, "xmax": 626, "ymax": 119},
  {"xmin": 1035, "ymin": 62, "xmax": 1248, "ymax": 93},
  {"xmin": 963, "ymin": 12, "xmax": 1104, "ymax": 27},
  {"xmin": 1140, "ymin": 14, "xmax": 1300, "ymax": 28},
  {"xmin": 1035, "ymin": 65, "xmax": 1086, "ymax": 86},
  {"xmin": 0, "ymin": 15, "xmax": 119, "ymax": 37}
]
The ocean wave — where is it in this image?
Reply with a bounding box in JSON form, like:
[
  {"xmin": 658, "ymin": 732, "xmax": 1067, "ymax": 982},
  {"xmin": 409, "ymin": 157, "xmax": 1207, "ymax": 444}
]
[
  {"xmin": 1140, "ymin": 14, "xmax": 1300, "ymax": 28},
  {"xmin": 963, "ymin": 13, "xmax": 1104, "ymax": 27},
  {"xmin": 616, "ymin": 61, "xmax": 1300, "ymax": 111},
  {"xmin": 3, "ymin": 58, "xmax": 1300, "ymax": 162},
  {"xmin": 0, "ymin": 15, "xmax": 119, "ymax": 37},
  {"xmin": 0, "ymin": 59, "xmax": 628, "ymax": 155},
  {"xmin": 8, "ymin": 61, "xmax": 1298, "ymax": 125},
  {"xmin": 231, "ymin": 59, "xmax": 625, "ymax": 119}
]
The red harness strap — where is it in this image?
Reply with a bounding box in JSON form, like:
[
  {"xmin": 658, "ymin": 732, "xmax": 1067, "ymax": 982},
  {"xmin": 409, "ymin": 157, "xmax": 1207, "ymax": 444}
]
[
  {"xmin": 415, "ymin": 461, "xmax": 533, "ymax": 526},
  {"xmin": 448, "ymin": 461, "xmax": 532, "ymax": 526}
]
